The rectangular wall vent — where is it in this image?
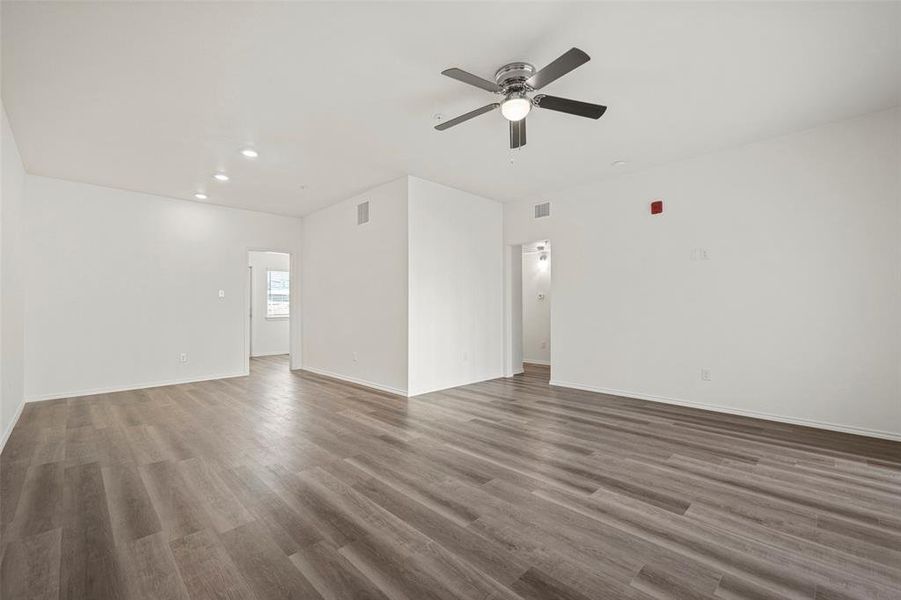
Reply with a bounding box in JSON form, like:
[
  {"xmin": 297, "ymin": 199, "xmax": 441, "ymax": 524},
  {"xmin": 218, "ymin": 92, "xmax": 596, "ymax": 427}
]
[
  {"xmin": 357, "ymin": 201, "xmax": 370, "ymax": 225},
  {"xmin": 534, "ymin": 202, "xmax": 551, "ymax": 219}
]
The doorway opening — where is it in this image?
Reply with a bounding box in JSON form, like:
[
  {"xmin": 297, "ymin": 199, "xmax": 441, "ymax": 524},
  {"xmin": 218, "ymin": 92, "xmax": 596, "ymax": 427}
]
[
  {"xmin": 521, "ymin": 240, "xmax": 550, "ymax": 382},
  {"xmin": 247, "ymin": 250, "xmax": 292, "ymax": 374}
]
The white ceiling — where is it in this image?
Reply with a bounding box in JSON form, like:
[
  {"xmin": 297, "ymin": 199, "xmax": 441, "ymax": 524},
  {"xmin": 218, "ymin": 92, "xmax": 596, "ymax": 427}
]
[{"xmin": 3, "ymin": 2, "xmax": 899, "ymax": 217}]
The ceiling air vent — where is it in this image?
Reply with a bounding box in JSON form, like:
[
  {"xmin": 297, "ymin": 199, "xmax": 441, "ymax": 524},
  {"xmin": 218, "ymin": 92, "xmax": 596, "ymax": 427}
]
[
  {"xmin": 534, "ymin": 202, "xmax": 551, "ymax": 219},
  {"xmin": 357, "ymin": 201, "xmax": 370, "ymax": 225}
]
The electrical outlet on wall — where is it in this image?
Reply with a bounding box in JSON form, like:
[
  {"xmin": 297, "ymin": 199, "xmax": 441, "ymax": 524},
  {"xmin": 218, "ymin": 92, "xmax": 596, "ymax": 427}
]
[
  {"xmin": 700, "ymin": 368, "xmax": 711, "ymax": 381},
  {"xmin": 179, "ymin": 353, "xmax": 188, "ymax": 363},
  {"xmin": 352, "ymin": 352, "xmax": 358, "ymax": 362}
]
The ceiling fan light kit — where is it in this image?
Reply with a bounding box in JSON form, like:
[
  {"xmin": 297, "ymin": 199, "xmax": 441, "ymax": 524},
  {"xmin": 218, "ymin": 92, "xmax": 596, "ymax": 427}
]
[
  {"xmin": 500, "ymin": 92, "xmax": 531, "ymax": 122},
  {"xmin": 436, "ymin": 48, "xmax": 607, "ymax": 149}
]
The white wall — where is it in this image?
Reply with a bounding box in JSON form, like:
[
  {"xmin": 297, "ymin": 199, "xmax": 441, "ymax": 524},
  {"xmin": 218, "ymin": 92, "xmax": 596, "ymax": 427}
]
[
  {"xmin": 1, "ymin": 103, "xmax": 26, "ymax": 448},
  {"xmin": 301, "ymin": 178, "xmax": 409, "ymax": 395},
  {"xmin": 23, "ymin": 176, "xmax": 302, "ymax": 400},
  {"xmin": 522, "ymin": 248, "xmax": 551, "ymax": 365},
  {"xmin": 301, "ymin": 176, "xmax": 504, "ymax": 397},
  {"xmin": 407, "ymin": 177, "xmax": 504, "ymax": 396},
  {"xmin": 504, "ymin": 244, "xmax": 523, "ymax": 377},
  {"xmin": 248, "ymin": 251, "xmax": 290, "ymax": 357},
  {"xmin": 504, "ymin": 109, "xmax": 901, "ymax": 439}
]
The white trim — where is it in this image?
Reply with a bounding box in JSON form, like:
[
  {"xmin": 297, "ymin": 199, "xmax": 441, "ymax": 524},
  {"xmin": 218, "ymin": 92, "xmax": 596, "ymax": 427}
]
[
  {"xmin": 0, "ymin": 399, "xmax": 26, "ymax": 452},
  {"xmin": 523, "ymin": 359, "xmax": 551, "ymax": 366},
  {"xmin": 549, "ymin": 379, "xmax": 901, "ymax": 442},
  {"xmin": 250, "ymin": 351, "xmax": 290, "ymax": 358},
  {"xmin": 301, "ymin": 365, "xmax": 408, "ymax": 397},
  {"xmin": 25, "ymin": 370, "xmax": 248, "ymax": 403}
]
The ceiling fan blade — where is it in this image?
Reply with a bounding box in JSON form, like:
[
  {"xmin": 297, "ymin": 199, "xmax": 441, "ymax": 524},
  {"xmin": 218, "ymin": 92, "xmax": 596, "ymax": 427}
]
[
  {"xmin": 526, "ymin": 47, "xmax": 590, "ymax": 90},
  {"xmin": 510, "ymin": 119, "xmax": 526, "ymax": 149},
  {"xmin": 434, "ymin": 103, "xmax": 499, "ymax": 131},
  {"xmin": 441, "ymin": 68, "xmax": 501, "ymax": 93},
  {"xmin": 534, "ymin": 94, "xmax": 607, "ymax": 119}
]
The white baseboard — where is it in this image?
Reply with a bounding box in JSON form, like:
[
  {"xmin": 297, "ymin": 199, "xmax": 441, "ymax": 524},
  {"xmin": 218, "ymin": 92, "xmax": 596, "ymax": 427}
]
[
  {"xmin": 0, "ymin": 398, "xmax": 26, "ymax": 453},
  {"xmin": 549, "ymin": 379, "xmax": 901, "ymax": 442},
  {"xmin": 25, "ymin": 370, "xmax": 249, "ymax": 403},
  {"xmin": 301, "ymin": 366, "xmax": 407, "ymax": 397},
  {"xmin": 250, "ymin": 351, "xmax": 289, "ymax": 358},
  {"xmin": 523, "ymin": 359, "xmax": 551, "ymax": 366}
]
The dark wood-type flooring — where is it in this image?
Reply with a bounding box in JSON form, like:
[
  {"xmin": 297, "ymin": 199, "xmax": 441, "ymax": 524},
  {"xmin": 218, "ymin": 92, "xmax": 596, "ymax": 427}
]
[{"xmin": 2, "ymin": 356, "xmax": 900, "ymax": 599}]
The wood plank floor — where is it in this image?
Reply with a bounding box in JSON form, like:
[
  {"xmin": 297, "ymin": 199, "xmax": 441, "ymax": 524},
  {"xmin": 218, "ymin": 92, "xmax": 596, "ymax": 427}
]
[{"xmin": 2, "ymin": 356, "xmax": 900, "ymax": 599}]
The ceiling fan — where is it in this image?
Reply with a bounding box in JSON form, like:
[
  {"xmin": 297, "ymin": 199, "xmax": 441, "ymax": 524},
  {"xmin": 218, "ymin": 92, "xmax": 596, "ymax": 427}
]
[{"xmin": 435, "ymin": 47, "xmax": 607, "ymax": 149}]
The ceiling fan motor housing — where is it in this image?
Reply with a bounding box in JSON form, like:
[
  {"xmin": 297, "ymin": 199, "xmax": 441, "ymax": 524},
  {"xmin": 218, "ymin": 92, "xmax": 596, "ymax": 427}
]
[{"xmin": 495, "ymin": 62, "xmax": 535, "ymax": 93}]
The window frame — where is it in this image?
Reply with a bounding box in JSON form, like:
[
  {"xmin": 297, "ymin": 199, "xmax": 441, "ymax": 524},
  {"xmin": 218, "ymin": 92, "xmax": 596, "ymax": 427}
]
[{"xmin": 265, "ymin": 269, "xmax": 290, "ymax": 320}]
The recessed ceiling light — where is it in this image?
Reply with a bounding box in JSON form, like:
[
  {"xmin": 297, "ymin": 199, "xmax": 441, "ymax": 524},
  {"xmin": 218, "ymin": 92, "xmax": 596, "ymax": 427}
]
[
  {"xmin": 611, "ymin": 160, "xmax": 628, "ymax": 167},
  {"xmin": 213, "ymin": 173, "xmax": 229, "ymax": 182},
  {"xmin": 240, "ymin": 148, "xmax": 258, "ymax": 158},
  {"xmin": 194, "ymin": 192, "xmax": 208, "ymax": 200}
]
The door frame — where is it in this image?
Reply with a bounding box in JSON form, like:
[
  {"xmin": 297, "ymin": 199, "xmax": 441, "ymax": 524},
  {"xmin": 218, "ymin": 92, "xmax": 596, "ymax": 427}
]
[
  {"xmin": 248, "ymin": 265, "xmax": 254, "ymax": 358},
  {"xmin": 244, "ymin": 247, "xmax": 297, "ymax": 374},
  {"xmin": 503, "ymin": 238, "xmax": 553, "ymax": 378}
]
